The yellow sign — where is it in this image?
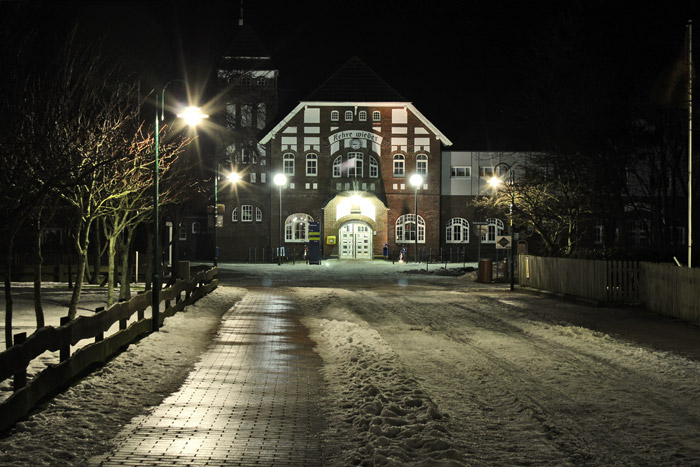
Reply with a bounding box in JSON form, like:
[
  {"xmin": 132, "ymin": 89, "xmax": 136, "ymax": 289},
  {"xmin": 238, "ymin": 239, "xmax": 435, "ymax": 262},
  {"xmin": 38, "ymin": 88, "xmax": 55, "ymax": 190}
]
[{"xmin": 326, "ymin": 236, "xmax": 336, "ymax": 245}]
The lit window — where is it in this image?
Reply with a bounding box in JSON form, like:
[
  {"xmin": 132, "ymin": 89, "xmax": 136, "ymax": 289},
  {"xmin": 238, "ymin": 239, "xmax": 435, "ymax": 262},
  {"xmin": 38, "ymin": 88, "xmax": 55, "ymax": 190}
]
[
  {"xmin": 372, "ymin": 110, "xmax": 381, "ymax": 122},
  {"xmin": 345, "ymin": 110, "xmax": 353, "ymax": 121},
  {"xmin": 369, "ymin": 156, "xmax": 379, "ymax": 178},
  {"xmin": 416, "ymin": 154, "xmax": 428, "ymax": 176},
  {"xmin": 395, "ymin": 214, "xmax": 425, "ymax": 243},
  {"xmin": 393, "ymin": 154, "xmax": 405, "ymax": 177},
  {"xmin": 306, "ymin": 153, "xmax": 318, "ymax": 176},
  {"xmin": 283, "ymin": 153, "xmax": 295, "ymax": 175},
  {"xmin": 192, "ymin": 222, "xmax": 201, "ymax": 234},
  {"xmin": 481, "ymin": 218, "xmax": 504, "ymax": 243},
  {"xmin": 284, "ymin": 213, "xmax": 314, "ymax": 242},
  {"xmin": 451, "ymin": 166, "xmax": 471, "ymax": 177},
  {"xmin": 256, "ymin": 207, "xmax": 263, "ymax": 222},
  {"xmin": 232, "ymin": 207, "xmax": 238, "ymax": 222},
  {"xmin": 241, "ymin": 205, "xmax": 253, "ymax": 222},
  {"xmin": 331, "ymin": 110, "xmax": 339, "ymax": 121},
  {"xmin": 479, "ymin": 167, "xmax": 494, "ymax": 178},
  {"xmin": 446, "ymin": 218, "xmax": 469, "ymax": 243},
  {"xmin": 359, "ymin": 110, "xmax": 367, "ymax": 121}
]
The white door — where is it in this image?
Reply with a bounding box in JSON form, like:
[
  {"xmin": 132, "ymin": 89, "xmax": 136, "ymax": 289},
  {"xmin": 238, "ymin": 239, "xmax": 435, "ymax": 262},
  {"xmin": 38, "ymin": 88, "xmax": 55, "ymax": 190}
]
[{"xmin": 339, "ymin": 221, "xmax": 373, "ymax": 259}]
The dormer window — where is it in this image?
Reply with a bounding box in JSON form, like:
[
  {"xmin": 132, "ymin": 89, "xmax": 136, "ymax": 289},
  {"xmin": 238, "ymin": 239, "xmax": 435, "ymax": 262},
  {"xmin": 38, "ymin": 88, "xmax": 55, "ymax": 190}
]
[
  {"xmin": 372, "ymin": 110, "xmax": 381, "ymax": 122},
  {"xmin": 345, "ymin": 110, "xmax": 353, "ymax": 121},
  {"xmin": 359, "ymin": 110, "xmax": 367, "ymax": 121},
  {"xmin": 331, "ymin": 110, "xmax": 339, "ymax": 121}
]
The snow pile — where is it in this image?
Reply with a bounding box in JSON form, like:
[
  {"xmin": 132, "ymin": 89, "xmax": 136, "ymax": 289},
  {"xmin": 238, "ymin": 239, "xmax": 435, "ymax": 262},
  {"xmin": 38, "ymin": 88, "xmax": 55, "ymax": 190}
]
[
  {"xmin": 303, "ymin": 313, "xmax": 466, "ymax": 466},
  {"xmin": 0, "ymin": 286, "xmax": 245, "ymax": 467}
]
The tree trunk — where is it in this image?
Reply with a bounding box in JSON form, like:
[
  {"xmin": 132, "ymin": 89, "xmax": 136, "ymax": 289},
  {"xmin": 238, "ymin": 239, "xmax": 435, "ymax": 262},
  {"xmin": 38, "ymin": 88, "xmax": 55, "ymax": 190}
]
[
  {"xmin": 33, "ymin": 218, "xmax": 45, "ymax": 329},
  {"xmin": 119, "ymin": 228, "xmax": 135, "ymax": 302},
  {"xmin": 4, "ymin": 235, "xmax": 14, "ymax": 349},
  {"xmin": 68, "ymin": 223, "xmax": 91, "ymax": 320},
  {"xmin": 106, "ymin": 233, "xmax": 117, "ymax": 307},
  {"xmin": 90, "ymin": 220, "xmax": 102, "ymax": 284},
  {"xmin": 144, "ymin": 225, "xmax": 153, "ymax": 291}
]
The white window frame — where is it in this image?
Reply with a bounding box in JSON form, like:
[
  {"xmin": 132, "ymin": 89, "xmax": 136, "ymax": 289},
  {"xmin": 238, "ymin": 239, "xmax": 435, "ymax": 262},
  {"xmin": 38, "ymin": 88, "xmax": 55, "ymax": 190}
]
[
  {"xmin": 331, "ymin": 110, "xmax": 339, "ymax": 121},
  {"xmin": 369, "ymin": 156, "xmax": 379, "ymax": 178},
  {"xmin": 306, "ymin": 153, "xmax": 318, "ymax": 176},
  {"xmin": 372, "ymin": 110, "xmax": 381, "ymax": 122},
  {"xmin": 451, "ymin": 166, "xmax": 471, "ymax": 178},
  {"xmin": 359, "ymin": 110, "xmax": 367, "ymax": 121},
  {"xmin": 594, "ymin": 225, "xmax": 604, "ymax": 245},
  {"xmin": 283, "ymin": 153, "xmax": 295, "ymax": 175},
  {"xmin": 446, "ymin": 218, "xmax": 469, "ymax": 243},
  {"xmin": 348, "ymin": 152, "xmax": 363, "ymax": 177},
  {"xmin": 481, "ymin": 218, "xmax": 504, "ymax": 243},
  {"xmin": 256, "ymin": 207, "xmax": 263, "ymax": 222},
  {"xmin": 192, "ymin": 222, "xmax": 201, "ymax": 234},
  {"xmin": 479, "ymin": 166, "xmax": 494, "ymax": 178},
  {"xmin": 395, "ymin": 214, "xmax": 425, "ymax": 243},
  {"xmin": 416, "ymin": 154, "xmax": 428, "ymax": 176},
  {"xmin": 393, "ymin": 154, "xmax": 405, "ymax": 177},
  {"xmin": 344, "ymin": 110, "xmax": 353, "ymax": 121},
  {"xmin": 241, "ymin": 205, "xmax": 253, "ymax": 222},
  {"xmin": 232, "ymin": 207, "xmax": 238, "ymax": 222},
  {"xmin": 284, "ymin": 213, "xmax": 314, "ymax": 243},
  {"xmin": 179, "ymin": 225, "xmax": 187, "ymax": 241},
  {"xmin": 332, "ymin": 155, "xmax": 342, "ymax": 178}
]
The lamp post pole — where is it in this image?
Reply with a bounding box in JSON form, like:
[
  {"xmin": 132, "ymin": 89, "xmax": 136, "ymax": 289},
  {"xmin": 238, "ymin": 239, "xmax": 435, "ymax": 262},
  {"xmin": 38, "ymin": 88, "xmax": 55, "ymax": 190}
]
[
  {"xmin": 214, "ymin": 161, "xmax": 219, "ymax": 267},
  {"xmin": 490, "ymin": 163, "xmax": 515, "ymax": 291},
  {"xmin": 152, "ymin": 85, "xmax": 207, "ymax": 332},
  {"xmin": 274, "ymin": 174, "xmax": 287, "ymax": 266},
  {"xmin": 409, "ymin": 174, "xmax": 423, "ymax": 263}
]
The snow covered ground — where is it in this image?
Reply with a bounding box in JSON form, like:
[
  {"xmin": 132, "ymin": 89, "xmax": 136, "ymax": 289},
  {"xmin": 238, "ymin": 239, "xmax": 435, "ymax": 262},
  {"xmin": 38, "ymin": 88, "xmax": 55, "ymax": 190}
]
[{"xmin": 1, "ymin": 260, "xmax": 700, "ymax": 465}]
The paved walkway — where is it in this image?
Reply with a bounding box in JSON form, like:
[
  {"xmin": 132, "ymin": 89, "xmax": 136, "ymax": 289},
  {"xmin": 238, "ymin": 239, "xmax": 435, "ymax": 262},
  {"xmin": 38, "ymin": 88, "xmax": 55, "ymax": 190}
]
[{"xmin": 91, "ymin": 291, "xmax": 325, "ymax": 466}]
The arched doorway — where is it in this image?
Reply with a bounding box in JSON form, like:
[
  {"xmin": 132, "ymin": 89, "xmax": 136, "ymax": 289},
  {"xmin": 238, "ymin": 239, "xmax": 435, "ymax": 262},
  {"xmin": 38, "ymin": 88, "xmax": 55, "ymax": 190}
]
[{"xmin": 339, "ymin": 221, "xmax": 373, "ymax": 259}]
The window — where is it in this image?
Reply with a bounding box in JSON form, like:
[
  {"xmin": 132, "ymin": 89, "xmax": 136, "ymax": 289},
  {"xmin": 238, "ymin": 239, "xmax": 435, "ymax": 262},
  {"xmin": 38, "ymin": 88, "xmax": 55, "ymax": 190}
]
[
  {"xmin": 250, "ymin": 173, "xmax": 256, "ymax": 183},
  {"xmin": 481, "ymin": 218, "xmax": 504, "ymax": 243},
  {"xmin": 232, "ymin": 207, "xmax": 238, "ymax": 222},
  {"xmin": 192, "ymin": 222, "xmax": 201, "ymax": 234},
  {"xmin": 256, "ymin": 207, "xmax": 263, "ymax": 222},
  {"xmin": 257, "ymin": 77, "xmax": 265, "ymax": 86},
  {"xmin": 396, "ymin": 214, "xmax": 425, "ymax": 243},
  {"xmin": 283, "ymin": 153, "xmax": 295, "ymax": 175},
  {"xmin": 241, "ymin": 148, "xmax": 250, "ymax": 164},
  {"xmin": 359, "ymin": 110, "xmax": 367, "ymax": 121},
  {"xmin": 179, "ymin": 225, "xmax": 187, "ymax": 241},
  {"xmin": 416, "ymin": 154, "xmax": 428, "ymax": 176},
  {"xmin": 372, "ymin": 110, "xmax": 381, "ymax": 122},
  {"xmin": 256, "ymin": 103, "xmax": 266, "ymax": 129},
  {"xmin": 594, "ymin": 225, "xmax": 604, "ymax": 244},
  {"xmin": 348, "ymin": 152, "xmax": 363, "ymax": 177},
  {"xmin": 241, "ymin": 205, "xmax": 253, "ymax": 222},
  {"xmin": 369, "ymin": 156, "xmax": 379, "ymax": 178},
  {"xmin": 284, "ymin": 213, "xmax": 314, "ymax": 242},
  {"xmin": 393, "ymin": 154, "xmax": 405, "ymax": 177},
  {"xmin": 479, "ymin": 167, "xmax": 494, "ymax": 178},
  {"xmin": 331, "ymin": 110, "xmax": 339, "ymax": 121},
  {"xmin": 332, "ymin": 155, "xmax": 342, "ymax": 178},
  {"xmin": 241, "ymin": 104, "xmax": 252, "ymax": 127},
  {"xmin": 306, "ymin": 153, "xmax": 318, "ymax": 176},
  {"xmin": 345, "ymin": 110, "xmax": 353, "ymax": 121},
  {"xmin": 451, "ymin": 166, "xmax": 471, "ymax": 177},
  {"xmin": 446, "ymin": 218, "xmax": 469, "ymax": 243}
]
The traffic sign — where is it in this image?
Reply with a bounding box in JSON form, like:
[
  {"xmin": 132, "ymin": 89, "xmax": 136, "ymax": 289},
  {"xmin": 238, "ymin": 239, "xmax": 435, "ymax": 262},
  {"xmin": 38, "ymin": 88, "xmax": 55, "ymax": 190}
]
[{"xmin": 496, "ymin": 235, "xmax": 512, "ymax": 249}]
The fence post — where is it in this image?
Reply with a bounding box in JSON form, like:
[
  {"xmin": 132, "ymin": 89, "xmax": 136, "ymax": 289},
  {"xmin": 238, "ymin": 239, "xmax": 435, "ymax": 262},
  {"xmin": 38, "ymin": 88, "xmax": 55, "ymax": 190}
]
[{"xmin": 13, "ymin": 332, "xmax": 27, "ymax": 391}]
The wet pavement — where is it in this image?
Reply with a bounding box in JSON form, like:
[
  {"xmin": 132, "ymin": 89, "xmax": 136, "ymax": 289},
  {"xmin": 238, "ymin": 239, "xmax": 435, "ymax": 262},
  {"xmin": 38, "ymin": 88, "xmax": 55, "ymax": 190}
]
[{"xmin": 91, "ymin": 291, "xmax": 324, "ymax": 466}]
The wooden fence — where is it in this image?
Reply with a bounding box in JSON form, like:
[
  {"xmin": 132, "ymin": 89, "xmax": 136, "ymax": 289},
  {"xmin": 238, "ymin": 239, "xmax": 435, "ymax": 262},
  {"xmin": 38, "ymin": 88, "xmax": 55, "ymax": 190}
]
[
  {"xmin": 0, "ymin": 267, "xmax": 218, "ymax": 433},
  {"xmin": 519, "ymin": 255, "xmax": 700, "ymax": 325}
]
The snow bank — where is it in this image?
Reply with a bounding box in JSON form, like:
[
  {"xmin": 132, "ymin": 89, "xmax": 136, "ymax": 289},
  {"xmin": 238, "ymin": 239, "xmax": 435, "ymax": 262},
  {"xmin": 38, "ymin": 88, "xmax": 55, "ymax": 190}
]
[{"xmin": 301, "ymin": 307, "xmax": 466, "ymax": 466}]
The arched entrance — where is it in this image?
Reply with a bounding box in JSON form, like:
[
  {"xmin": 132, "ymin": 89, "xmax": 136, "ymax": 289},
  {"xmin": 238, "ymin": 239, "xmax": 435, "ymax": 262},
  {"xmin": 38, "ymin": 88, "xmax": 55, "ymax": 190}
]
[{"xmin": 339, "ymin": 221, "xmax": 373, "ymax": 259}]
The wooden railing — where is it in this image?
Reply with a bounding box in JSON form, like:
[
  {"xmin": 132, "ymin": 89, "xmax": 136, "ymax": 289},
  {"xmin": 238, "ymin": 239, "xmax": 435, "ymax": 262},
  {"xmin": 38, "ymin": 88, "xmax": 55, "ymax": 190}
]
[{"xmin": 0, "ymin": 267, "xmax": 218, "ymax": 433}]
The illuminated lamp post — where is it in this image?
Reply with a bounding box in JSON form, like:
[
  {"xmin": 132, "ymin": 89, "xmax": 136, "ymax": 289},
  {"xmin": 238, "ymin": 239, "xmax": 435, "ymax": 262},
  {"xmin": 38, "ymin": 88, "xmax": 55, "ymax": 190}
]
[
  {"xmin": 152, "ymin": 94, "xmax": 207, "ymax": 333},
  {"xmin": 409, "ymin": 174, "xmax": 423, "ymax": 263},
  {"xmin": 214, "ymin": 162, "xmax": 239, "ymax": 266},
  {"xmin": 488, "ymin": 162, "xmax": 515, "ymax": 291},
  {"xmin": 273, "ymin": 173, "xmax": 287, "ymax": 266}
]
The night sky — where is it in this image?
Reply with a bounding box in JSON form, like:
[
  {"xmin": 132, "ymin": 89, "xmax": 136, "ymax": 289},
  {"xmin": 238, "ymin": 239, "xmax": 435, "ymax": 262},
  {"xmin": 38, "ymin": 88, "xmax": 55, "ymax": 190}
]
[{"xmin": 2, "ymin": 1, "xmax": 697, "ymax": 149}]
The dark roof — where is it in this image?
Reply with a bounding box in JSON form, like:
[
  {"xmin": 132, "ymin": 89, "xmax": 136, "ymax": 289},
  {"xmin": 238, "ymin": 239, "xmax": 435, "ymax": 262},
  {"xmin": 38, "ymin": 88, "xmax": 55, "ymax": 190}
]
[
  {"xmin": 220, "ymin": 24, "xmax": 274, "ymax": 71},
  {"xmin": 305, "ymin": 57, "xmax": 407, "ymax": 102}
]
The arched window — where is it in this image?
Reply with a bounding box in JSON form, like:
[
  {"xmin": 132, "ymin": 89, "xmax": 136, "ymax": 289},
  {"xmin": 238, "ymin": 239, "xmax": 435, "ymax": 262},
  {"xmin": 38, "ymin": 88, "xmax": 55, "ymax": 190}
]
[
  {"xmin": 231, "ymin": 207, "xmax": 238, "ymax": 222},
  {"xmin": 332, "ymin": 155, "xmax": 342, "ymax": 178},
  {"xmin": 306, "ymin": 153, "xmax": 318, "ymax": 176},
  {"xmin": 241, "ymin": 205, "xmax": 253, "ymax": 222},
  {"xmin": 359, "ymin": 110, "xmax": 367, "ymax": 121},
  {"xmin": 285, "ymin": 213, "xmax": 314, "ymax": 242},
  {"xmin": 416, "ymin": 154, "xmax": 428, "ymax": 176},
  {"xmin": 283, "ymin": 153, "xmax": 295, "ymax": 175},
  {"xmin": 348, "ymin": 152, "xmax": 363, "ymax": 177},
  {"xmin": 192, "ymin": 222, "xmax": 201, "ymax": 234},
  {"xmin": 369, "ymin": 156, "xmax": 379, "ymax": 178},
  {"xmin": 393, "ymin": 154, "xmax": 405, "ymax": 177},
  {"xmin": 372, "ymin": 110, "xmax": 381, "ymax": 122},
  {"xmin": 396, "ymin": 214, "xmax": 425, "ymax": 243},
  {"xmin": 256, "ymin": 207, "xmax": 263, "ymax": 222},
  {"xmin": 446, "ymin": 218, "xmax": 469, "ymax": 243},
  {"xmin": 331, "ymin": 110, "xmax": 339, "ymax": 122},
  {"xmin": 481, "ymin": 218, "xmax": 504, "ymax": 243},
  {"xmin": 344, "ymin": 110, "xmax": 353, "ymax": 121}
]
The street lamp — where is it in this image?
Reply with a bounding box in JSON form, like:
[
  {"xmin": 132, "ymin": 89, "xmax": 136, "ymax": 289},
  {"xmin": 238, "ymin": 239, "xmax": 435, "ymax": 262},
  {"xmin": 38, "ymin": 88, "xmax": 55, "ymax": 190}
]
[
  {"xmin": 410, "ymin": 174, "xmax": 423, "ymax": 263},
  {"xmin": 273, "ymin": 173, "xmax": 287, "ymax": 266},
  {"xmin": 214, "ymin": 161, "xmax": 239, "ymax": 267},
  {"xmin": 152, "ymin": 87, "xmax": 207, "ymax": 332},
  {"xmin": 488, "ymin": 163, "xmax": 515, "ymax": 291}
]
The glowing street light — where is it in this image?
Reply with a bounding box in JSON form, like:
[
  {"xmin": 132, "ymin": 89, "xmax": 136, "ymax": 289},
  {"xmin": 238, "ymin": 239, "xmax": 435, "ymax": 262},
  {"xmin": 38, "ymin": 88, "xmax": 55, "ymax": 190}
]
[
  {"xmin": 152, "ymin": 86, "xmax": 207, "ymax": 332},
  {"xmin": 410, "ymin": 174, "xmax": 423, "ymax": 263},
  {"xmin": 274, "ymin": 173, "xmax": 287, "ymax": 266},
  {"xmin": 488, "ymin": 163, "xmax": 516, "ymax": 291}
]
